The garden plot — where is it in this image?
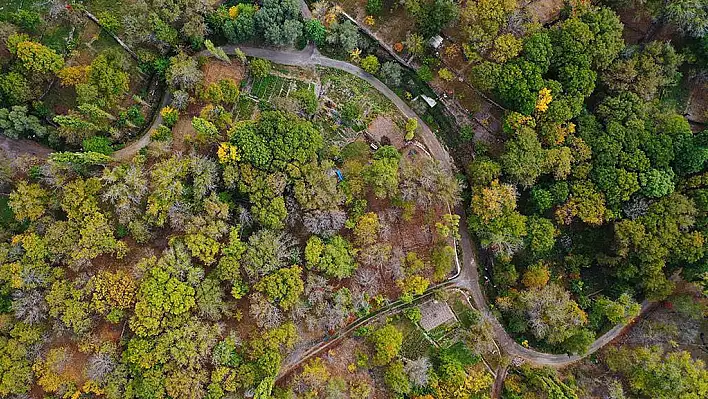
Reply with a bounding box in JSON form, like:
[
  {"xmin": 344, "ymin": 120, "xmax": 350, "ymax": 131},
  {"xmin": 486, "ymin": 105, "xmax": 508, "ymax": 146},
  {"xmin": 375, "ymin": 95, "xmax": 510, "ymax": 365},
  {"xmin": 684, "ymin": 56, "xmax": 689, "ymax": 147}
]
[{"xmin": 249, "ymin": 74, "xmax": 315, "ymax": 101}]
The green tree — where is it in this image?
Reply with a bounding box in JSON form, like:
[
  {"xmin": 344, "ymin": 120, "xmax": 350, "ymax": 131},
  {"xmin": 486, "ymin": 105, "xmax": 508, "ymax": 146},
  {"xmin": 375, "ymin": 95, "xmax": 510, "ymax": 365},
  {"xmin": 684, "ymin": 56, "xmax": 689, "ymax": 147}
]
[
  {"xmin": 467, "ymin": 157, "xmax": 502, "ymax": 186},
  {"xmin": 361, "ymin": 55, "xmax": 381, "ymax": 74},
  {"xmin": 243, "ymin": 229, "xmax": 292, "ymax": 279},
  {"xmin": 46, "ymin": 279, "xmax": 92, "ymax": 334},
  {"xmin": 603, "ymin": 41, "xmax": 683, "ymax": 100},
  {"xmin": 369, "ymin": 324, "xmax": 403, "ymax": 365},
  {"xmin": 129, "ymin": 254, "xmax": 197, "ymax": 337},
  {"xmin": 639, "ymin": 169, "xmax": 675, "ymax": 198},
  {"xmin": 204, "ymin": 39, "xmax": 230, "ymax": 63},
  {"xmin": 11, "ymin": 39, "xmax": 64, "ymax": 75},
  {"xmin": 525, "ymin": 216, "xmax": 556, "ymax": 257},
  {"xmin": 305, "ymin": 235, "xmax": 357, "ymax": 279},
  {"xmin": 366, "ymin": 0, "xmax": 383, "ymax": 15},
  {"xmin": 404, "ymin": 32, "xmax": 426, "ymax": 56},
  {"xmin": 490, "ymin": 33, "xmax": 523, "ymax": 63},
  {"xmin": 166, "ymin": 52, "xmax": 204, "ymax": 91},
  {"xmin": 305, "ymin": 19, "xmax": 326, "ymax": 46},
  {"xmin": 0, "ymin": 72, "xmax": 34, "ymax": 106},
  {"xmin": 500, "ymin": 126, "xmax": 545, "ymax": 187},
  {"xmin": 79, "ymin": 51, "xmax": 130, "ymax": 107},
  {"xmin": 326, "ymin": 21, "xmax": 360, "ymax": 53},
  {"xmin": 590, "ymin": 293, "xmax": 641, "ymax": 328},
  {"xmin": 0, "ymin": 106, "xmax": 48, "ymax": 139},
  {"xmin": 364, "ymin": 146, "xmax": 401, "ymax": 199},
  {"xmin": 219, "ymin": 3, "xmax": 257, "ymax": 43},
  {"xmin": 495, "ymin": 60, "xmax": 544, "ymax": 115},
  {"xmin": 250, "ymin": 58, "xmax": 272, "ymax": 79},
  {"xmin": 384, "ymin": 361, "xmax": 411, "ymax": 395},
  {"xmin": 254, "ymin": 265, "xmax": 304, "ymax": 310},
  {"xmin": 0, "ymin": 323, "xmax": 40, "ymax": 396},
  {"xmin": 665, "ymin": 0, "xmax": 708, "ymax": 38},
  {"xmin": 9, "ymin": 181, "xmax": 48, "ymax": 222},
  {"xmin": 605, "ymin": 346, "xmax": 708, "ymax": 398},
  {"xmin": 413, "ymin": 0, "xmax": 459, "ymax": 38},
  {"xmin": 380, "ymin": 61, "xmax": 402, "ymax": 86},
  {"xmin": 254, "ymin": 0, "xmax": 302, "ymax": 47}
]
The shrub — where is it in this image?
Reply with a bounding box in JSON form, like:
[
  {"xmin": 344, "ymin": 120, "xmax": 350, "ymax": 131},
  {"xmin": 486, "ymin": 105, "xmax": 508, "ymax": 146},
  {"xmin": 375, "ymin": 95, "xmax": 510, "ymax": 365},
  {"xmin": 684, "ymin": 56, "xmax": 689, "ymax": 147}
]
[
  {"xmin": 361, "ymin": 55, "xmax": 381, "ymax": 74},
  {"xmin": 160, "ymin": 106, "xmax": 179, "ymax": 128},
  {"xmin": 417, "ymin": 65, "xmax": 433, "ymax": 82},
  {"xmin": 438, "ymin": 68, "xmax": 454, "ymax": 81},
  {"xmin": 250, "ymin": 58, "xmax": 272, "ymax": 79},
  {"xmin": 82, "ymin": 136, "xmax": 114, "ymax": 155},
  {"xmin": 150, "ymin": 125, "xmax": 172, "ymax": 141},
  {"xmin": 366, "ymin": 0, "xmax": 383, "ymax": 15}
]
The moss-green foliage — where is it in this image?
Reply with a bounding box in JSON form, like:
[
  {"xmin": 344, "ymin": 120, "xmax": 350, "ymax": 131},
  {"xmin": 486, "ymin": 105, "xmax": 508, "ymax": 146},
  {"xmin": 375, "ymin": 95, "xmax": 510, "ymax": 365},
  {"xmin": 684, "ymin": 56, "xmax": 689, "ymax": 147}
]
[
  {"xmin": 305, "ymin": 235, "xmax": 357, "ymax": 279},
  {"xmin": 369, "ymin": 324, "xmax": 403, "ymax": 366}
]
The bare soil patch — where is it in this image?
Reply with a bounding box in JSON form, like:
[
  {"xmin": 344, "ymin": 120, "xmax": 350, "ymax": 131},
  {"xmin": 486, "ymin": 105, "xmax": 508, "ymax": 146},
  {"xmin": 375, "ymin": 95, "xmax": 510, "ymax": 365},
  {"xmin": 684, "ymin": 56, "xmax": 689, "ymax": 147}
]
[
  {"xmin": 686, "ymin": 78, "xmax": 708, "ymax": 127},
  {"xmin": 341, "ymin": 0, "xmax": 411, "ymax": 49},
  {"xmin": 171, "ymin": 115, "xmax": 198, "ymax": 153},
  {"xmin": 202, "ymin": 60, "xmax": 246, "ymax": 86},
  {"xmin": 367, "ymin": 115, "xmax": 404, "ymax": 148},
  {"xmin": 523, "ymin": 0, "xmax": 564, "ymax": 25}
]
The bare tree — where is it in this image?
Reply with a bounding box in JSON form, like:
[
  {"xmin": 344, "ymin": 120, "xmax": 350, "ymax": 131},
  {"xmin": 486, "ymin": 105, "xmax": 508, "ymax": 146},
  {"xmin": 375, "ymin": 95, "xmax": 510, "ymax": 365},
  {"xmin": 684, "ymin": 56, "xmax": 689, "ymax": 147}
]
[
  {"xmin": 399, "ymin": 157, "xmax": 461, "ymax": 210},
  {"xmin": 190, "ymin": 156, "xmax": 218, "ymax": 202},
  {"xmin": 12, "ymin": 289, "xmax": 48, "ymax": 325},
  {"xmin": 354, "ymin": 267, "xmax": 380, "ymax": 295},
  {"xmin": 383, "ymin": 247, "xmax": 405, "ymax": 281},
  {"xmin": 86, "ymin": 352, "xmax": 117, "ymax": 383},
  {"xmin": 101, "ymin": 164, "xmax": 149, "ymax": 226},
  {"xmin": 249, "ymin": 293, "xmax": 283, "ymax": 329},
  {"xmin": 302, "ymin": 210, "xmax": 347, "ymax": 237},
  {"xmin": 305, "ymin": 273, "xmax": 332, "ymax": 305},
  {"xmin": 357, "ymin": 243, "xmax": 392, "ymax": 269},
  {"xmin": 404, "ymin": 357, "xmax": 431, "ymax": 387}
]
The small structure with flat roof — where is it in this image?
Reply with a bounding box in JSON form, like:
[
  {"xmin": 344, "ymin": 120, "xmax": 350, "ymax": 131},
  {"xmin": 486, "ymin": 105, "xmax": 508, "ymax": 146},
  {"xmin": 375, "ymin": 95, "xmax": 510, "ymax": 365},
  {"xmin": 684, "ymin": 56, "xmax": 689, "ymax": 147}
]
[{"xmin": 418, "ymin": 300, "xmax": 457, "ymax": 332}]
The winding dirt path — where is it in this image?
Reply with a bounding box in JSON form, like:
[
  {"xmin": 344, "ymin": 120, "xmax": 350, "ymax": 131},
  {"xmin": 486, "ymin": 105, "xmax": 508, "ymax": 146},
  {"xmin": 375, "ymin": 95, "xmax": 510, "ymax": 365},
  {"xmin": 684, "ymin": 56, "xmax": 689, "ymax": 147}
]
[
  {"xmin": 0, "ymin": 135, "xmax": 53, "ymax": 160},
  {"xmin": 1, "ymin": 40, "xmax": 652, "ymax": 375}
]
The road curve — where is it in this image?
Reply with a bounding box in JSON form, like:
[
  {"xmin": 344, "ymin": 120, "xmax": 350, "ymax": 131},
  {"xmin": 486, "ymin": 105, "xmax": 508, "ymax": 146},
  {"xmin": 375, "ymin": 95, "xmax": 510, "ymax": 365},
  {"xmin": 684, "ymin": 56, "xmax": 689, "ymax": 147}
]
[
  {"xmin": 219, "ymin": 45, "xmax": 653, "ymax": 368},
  {"xmin": 0, "ymin": 43, "xmax": 652, "ymax": 370},
  {"xmin": 218, "ymin": 44, "xmax": 455, "ymax": 172}
]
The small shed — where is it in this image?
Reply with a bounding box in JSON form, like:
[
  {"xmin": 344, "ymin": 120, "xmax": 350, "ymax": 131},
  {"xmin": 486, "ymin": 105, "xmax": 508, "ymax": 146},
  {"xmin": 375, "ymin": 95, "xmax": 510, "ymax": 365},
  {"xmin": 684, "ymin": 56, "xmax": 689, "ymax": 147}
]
[
  {"xmin": 420, "ymin": 94, "xmax": 437, "ymax": 108},
  {"xmin": 418, "ymin": 300, "xmax": 457, "ymax": 332},
  {"xmin": 429, "ymin": 35, "xmax": 444, "ymax": 49}
]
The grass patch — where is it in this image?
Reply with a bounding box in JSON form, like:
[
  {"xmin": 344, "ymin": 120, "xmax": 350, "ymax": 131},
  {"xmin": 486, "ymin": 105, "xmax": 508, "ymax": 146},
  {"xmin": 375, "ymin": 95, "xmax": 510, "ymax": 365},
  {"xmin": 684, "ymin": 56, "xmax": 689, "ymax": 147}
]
[
  {"xmin": 450, "ymin": 298, "xmax": 479, "ymax": 329},
  {"xmin": 251, "ymin": 75, "xmax": 286, "ymax": 99},
  {"xmin": 394, "ymin": 318, "xmax": 434, "ymax": 360},
  {"xmin": 0, "ymin": 196, "xmax": 14, "ymax": 228},
  {"xmin": 428, "ymin": 321, "xmax": 459, "ymax": 344},
  {"xmin": 319, "ymin": 67, "xmax": 395, "ymax": 119},
  {"xmin": 236, "ymin": 96, "xmax": 256, "ymax": 120}
]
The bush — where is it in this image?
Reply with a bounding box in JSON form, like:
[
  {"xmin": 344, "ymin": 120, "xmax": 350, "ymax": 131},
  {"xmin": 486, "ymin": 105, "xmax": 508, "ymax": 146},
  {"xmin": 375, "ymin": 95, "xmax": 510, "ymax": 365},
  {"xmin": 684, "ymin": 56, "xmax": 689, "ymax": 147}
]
[
  {"xmin": 250, "ymin": 58, "xmax": 272, "ymax": 79},
  {"xmin": 82, "ymin": 136, "xmax": 114, "ymax": 155},
  {"xmin": 417, "ymin": 65, "xmax": 434, "ymax": 82},
  {"xmin": 97, "ymin": 11, "xmax": 121, "ymax": 34},
  {"xmin": 340, "ymin": 101, "xmax": 361, "ymax": 126},
  {"xmin": 126, "ymin": 106, "xmax": 145, "ymax": 126},
  {"xmin": 379, "ymin": 61, "xmax": 402, "ymax": 86},
  {"xmin": 150, "ymin": 125, "xmax": 172, "ymax": 141},
  {"xmin": 438, "ymin": 68, "xmax": 454, "ymax": 81},
  {"xmin": 292, "ymin": 88, "xmax": 318, "ymax": 115},
  {"xmin": 361, "ymin": 55, "xmax": 381, "ymax": 74},
  {"xmin": 11, "ymin": 10, "xmax": 42, "ymax": 32},
  {"xmin": 160, "ymin": 106, "xmax": 179, "ymax": 128},
  {"xmin": 366, "ymin": 0, "xmax": 383, "ymax": 15}
]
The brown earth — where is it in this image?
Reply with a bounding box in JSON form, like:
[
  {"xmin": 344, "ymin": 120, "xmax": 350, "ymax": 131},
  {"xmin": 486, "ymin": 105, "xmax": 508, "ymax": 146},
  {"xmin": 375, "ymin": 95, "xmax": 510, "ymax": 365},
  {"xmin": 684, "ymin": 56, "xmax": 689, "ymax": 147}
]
[
  {"xmin": 367, "ymin": 115, "xmax": 404, "ymax": 148},
  {"xmin": 523, "ymin": 0, "xmax": 564, "ymax": 26},
  {"xmin": 202, "ymin": 59, "xmax": 246, "ymax": 86}
]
